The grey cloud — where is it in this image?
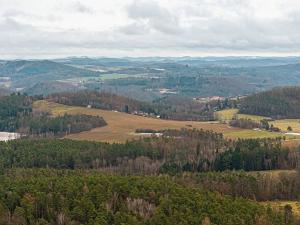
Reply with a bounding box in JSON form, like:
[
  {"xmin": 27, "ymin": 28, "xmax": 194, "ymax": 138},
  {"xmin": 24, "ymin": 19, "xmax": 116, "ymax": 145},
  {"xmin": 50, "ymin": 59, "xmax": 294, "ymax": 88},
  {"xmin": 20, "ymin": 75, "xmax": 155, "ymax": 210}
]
[
  {"xmin": 71, "ymin": 1, "xmax": 94, "ymax": 14},
  {"xmin": 118, "ymin": 21, "xmax": 150, "ymax": 35},
  {"xmin": 1, "ymin": 0, "xmax": 300, "ymax": 58},
  {"xmin": 127, "ymin": 0, "xmax": 181, "ymax": 34}
]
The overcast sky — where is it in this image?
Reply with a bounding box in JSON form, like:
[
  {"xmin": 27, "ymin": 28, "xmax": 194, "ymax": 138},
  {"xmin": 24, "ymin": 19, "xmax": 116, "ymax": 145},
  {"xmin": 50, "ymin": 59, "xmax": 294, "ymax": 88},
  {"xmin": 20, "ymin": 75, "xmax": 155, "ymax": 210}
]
[{"xmin": 1, "ymin": 0, "xmax": 300, "ymax": 58}]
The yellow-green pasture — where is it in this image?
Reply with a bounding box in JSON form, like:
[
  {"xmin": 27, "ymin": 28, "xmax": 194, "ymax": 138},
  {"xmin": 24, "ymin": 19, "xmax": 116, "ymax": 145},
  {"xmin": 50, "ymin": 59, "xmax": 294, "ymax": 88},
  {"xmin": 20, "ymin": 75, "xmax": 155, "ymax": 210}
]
[
  {"xmin": 214, "ymin": 109, "xmax": 239, "ymax": 121},
  {"xmin": 270, "ymin": 119, "xmax": 300, "ymax": 133}
]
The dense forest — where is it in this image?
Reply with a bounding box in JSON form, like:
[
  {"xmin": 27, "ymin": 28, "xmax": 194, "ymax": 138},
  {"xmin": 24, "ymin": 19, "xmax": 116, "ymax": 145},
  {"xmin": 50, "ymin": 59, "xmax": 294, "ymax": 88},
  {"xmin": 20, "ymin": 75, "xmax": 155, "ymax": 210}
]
[
  {"xmin": 22, "ymin": 114, "xmax": 107, "ymax": 137},
  {"xmin": 239, "ymin": 87, "xmax": 300, "ymax": 118},
  {"xmin": 0, "ymin": 169, "xmax": 287, "ymax": 225},
  {"xmin": 0, "ymin": 94, "xmax": 107, "ymax": 136}
]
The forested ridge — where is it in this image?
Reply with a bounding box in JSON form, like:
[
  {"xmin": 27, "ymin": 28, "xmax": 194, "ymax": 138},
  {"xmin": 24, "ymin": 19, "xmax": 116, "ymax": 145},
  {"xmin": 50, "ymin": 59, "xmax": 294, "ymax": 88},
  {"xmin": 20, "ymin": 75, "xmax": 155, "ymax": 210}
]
[
  {"xmin": 239, "ymin": 86, "xmax": 300, "ymax": 118},
  {"xmin": 49, "ymin": 91, "xmax": 216, "ymax": 121}
]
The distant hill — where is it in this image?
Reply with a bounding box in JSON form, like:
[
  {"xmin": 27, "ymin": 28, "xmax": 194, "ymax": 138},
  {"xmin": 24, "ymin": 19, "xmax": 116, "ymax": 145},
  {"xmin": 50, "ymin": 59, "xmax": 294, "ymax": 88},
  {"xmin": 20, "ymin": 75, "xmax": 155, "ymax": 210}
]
[
  {"xmin": 239, "ymin": 86, "xmax": 300, "ymax": 119},
  {"xmin": 0, "ymin": 60, "xmax": 99, "ymax": 78},
  {"xmin": 0, "ymin": 60, "xmax": 100, "ymax": 88}
]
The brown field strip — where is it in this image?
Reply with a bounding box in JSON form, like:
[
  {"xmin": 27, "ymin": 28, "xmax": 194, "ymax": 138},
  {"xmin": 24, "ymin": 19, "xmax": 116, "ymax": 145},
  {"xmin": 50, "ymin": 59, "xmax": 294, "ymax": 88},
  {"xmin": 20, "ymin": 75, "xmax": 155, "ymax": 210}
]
[{"xmin": 33, "ymin": 100, "xmax": 241, "ymax": 143}]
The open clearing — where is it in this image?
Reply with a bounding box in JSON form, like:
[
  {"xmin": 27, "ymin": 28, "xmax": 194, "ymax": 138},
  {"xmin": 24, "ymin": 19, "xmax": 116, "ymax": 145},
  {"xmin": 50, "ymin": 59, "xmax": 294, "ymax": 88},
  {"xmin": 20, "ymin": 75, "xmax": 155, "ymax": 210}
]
[{"xmin": 34, "ymin": 100, "xmax": 242, "ymax": 143}]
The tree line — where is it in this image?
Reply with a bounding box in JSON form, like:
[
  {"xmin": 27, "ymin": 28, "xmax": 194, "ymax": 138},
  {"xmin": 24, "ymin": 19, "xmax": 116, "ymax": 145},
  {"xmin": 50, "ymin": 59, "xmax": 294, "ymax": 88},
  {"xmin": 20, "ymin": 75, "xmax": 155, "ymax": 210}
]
[{"xmin": 0, "ymin": 129, "xmax": 298, "ymax": 174}]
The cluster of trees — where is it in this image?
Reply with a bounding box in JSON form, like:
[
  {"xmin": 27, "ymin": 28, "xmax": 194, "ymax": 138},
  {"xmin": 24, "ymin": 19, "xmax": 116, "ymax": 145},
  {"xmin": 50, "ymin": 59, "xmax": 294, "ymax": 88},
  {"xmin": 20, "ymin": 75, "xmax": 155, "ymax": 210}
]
[
  {"xmin": 152, "ymin": 95, "xmax": 215, "ymax": 121},
  {"xmin": 22, "ymin": 114, "xmax": 107, "ymax": 137},
  {"xmin": 0, "ymin": 94, "xmax": 107, "ymax": 137},
  {"xmin": 229, "ymin": 118, "xmax": 283, "ymax": 132},
  {"xmin": 239, "ymin": 87, "xmax": 300, "ymax": 118},
  {"xmin": 229, "ymin": 118, "xmax": 261, "ymax": 129},
  {"xmin": 0, "ymin": 169, "xmax": 288, "ymax": 225}
]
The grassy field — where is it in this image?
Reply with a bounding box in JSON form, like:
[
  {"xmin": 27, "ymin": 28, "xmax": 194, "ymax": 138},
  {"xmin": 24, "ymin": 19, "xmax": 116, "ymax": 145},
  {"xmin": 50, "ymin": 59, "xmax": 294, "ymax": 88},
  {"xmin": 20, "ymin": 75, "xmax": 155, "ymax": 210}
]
[
  {"xmin": 214, "ymin": 109, "xmax": 238, "ymax": 121},
  {"xmin": 215, "ymin": 108, "xmax": 270, "ymax": 122},
  {"xmin": 270, "ymin": 119, "xmax": 300, "ymax": 133},
  {"xmin": 34, "ymin": 100, "xmax": 241, "ymax": 143}
]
